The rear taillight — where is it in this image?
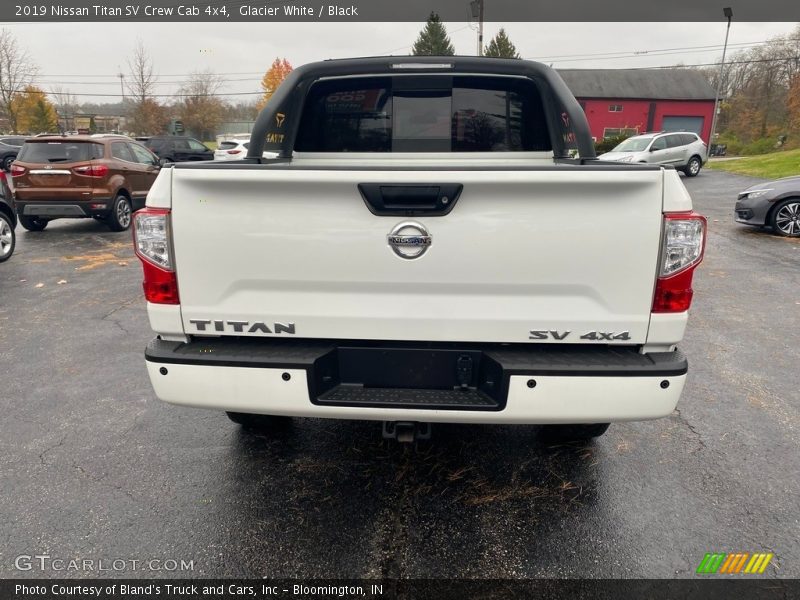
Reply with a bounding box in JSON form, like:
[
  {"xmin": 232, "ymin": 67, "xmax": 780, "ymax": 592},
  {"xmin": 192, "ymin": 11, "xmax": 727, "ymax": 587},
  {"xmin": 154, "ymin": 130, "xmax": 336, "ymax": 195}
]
[
  {"xmin": 10, "ymin": 165, "xmax": 25, "ymax": 177},
  {"xmin": 133, "ymin": 207, "xmax": 179, "ymax": 305},
  {"xmin": 652, "ymin": 212, "xmax": 707, "ymax": 313},
  {"xmin": 226, "ymin": 149, "xmax": 242, "ymax": 155},
  {"xmin": 73, "ymin": 164, "xmax": 109, "ymax": 177}
]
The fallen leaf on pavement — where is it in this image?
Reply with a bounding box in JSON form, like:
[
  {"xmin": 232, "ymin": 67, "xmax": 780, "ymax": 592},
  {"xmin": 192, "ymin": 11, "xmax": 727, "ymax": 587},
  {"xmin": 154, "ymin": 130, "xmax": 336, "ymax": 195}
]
[
  {"xmin": 57, "ymin": 280, "xmax": 67, "ymax": 285},
  {"xmin": 35, "ymin": 283, "xmax": 44, "ymax": 288}
]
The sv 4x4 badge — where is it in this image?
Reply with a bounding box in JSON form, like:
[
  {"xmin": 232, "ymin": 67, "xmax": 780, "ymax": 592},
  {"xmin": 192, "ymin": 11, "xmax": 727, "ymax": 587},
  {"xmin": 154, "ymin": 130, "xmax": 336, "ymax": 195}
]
[{"xmin": 529, "ymin": 330, "xmax": 631, "ymax": 341}]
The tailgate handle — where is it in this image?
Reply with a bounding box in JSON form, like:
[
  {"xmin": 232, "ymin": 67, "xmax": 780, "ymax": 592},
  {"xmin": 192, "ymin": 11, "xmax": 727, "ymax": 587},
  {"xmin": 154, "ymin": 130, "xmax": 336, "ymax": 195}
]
[{"xmin": 358, "ymin": 183, "xmax": 462, "ymax": 216}]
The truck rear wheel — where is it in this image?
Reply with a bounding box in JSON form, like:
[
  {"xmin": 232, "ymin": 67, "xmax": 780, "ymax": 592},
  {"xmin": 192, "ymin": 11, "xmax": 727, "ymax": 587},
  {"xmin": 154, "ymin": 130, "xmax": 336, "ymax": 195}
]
[
  {"xmin": 540, "ymin": 423, "xmax": 610, "ymax": 442},
  {"xmin": 226, "ymin": 411, "xmax": 291, "ymax": 430}
]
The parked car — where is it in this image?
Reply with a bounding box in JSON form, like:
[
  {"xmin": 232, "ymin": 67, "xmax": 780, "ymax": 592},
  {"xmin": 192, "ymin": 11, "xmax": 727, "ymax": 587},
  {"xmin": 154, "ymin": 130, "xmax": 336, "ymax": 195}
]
[
  {"xmin": 0, "ymin": 170, "xmax": 16, "ymax": 261},
  {"xmin": 214, "ymin": 139, "xmax": 249, "ymax": 161},
  {"xmin": 0, "ymin": 136, "xmax": 26, "ymax": 171},
  {"xmin": 214, "ymin": 139, "xmax": 278, "ymax": 161},
  {"xmin": 11, "ymin": 135, "xmax": 160, "ymax": 232},
  {"xmin": 735, "ymin": 176, "xmax": 800, "ymax": 237},
  {"xmin": 142, "ymin": 136, "xmax": 213, "ymax": 164},
  {"xmin": 598, "ymin": 131, "xmax": 708, "ymax": 177}
]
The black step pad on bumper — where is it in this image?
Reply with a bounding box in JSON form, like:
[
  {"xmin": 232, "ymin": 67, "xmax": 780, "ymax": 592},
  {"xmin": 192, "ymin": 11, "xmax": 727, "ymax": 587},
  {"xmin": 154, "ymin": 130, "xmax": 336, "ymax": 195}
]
[
  {"xmin": 317, "ymin": 385, "xmax": 499, "ymax": 410},
  {"xmin": 146, "ymin": 338, "xmax": 687, "ymax": 412}
]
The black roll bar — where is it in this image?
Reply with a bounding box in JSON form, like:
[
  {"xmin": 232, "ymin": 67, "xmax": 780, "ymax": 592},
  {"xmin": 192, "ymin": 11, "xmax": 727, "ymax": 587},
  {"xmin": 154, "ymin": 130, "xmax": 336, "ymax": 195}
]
[{"xmin": 247, "ymin": 56, "xmax": 596, "ymax": 160}]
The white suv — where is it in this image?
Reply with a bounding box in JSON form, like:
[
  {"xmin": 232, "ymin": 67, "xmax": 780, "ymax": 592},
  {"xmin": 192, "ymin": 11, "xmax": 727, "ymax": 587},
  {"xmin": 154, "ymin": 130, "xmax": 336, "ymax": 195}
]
[{"xmin": 598, "ymin": 131, "xmax": 708, "ymax": 177}]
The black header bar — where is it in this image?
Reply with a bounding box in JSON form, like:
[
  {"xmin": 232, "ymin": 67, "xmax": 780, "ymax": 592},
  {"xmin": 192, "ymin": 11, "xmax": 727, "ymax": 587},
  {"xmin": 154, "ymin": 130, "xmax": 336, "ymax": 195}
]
[{"xmin": 4, "ymin": 0, "xmax": 800, "ymax": 22}]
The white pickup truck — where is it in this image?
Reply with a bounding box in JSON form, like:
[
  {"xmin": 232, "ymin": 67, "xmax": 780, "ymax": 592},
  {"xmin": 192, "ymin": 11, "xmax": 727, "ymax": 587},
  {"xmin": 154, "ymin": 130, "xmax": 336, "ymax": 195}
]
[{"xmin": 134, "ymin": 57, "xmax": 706, "ymax": 442}]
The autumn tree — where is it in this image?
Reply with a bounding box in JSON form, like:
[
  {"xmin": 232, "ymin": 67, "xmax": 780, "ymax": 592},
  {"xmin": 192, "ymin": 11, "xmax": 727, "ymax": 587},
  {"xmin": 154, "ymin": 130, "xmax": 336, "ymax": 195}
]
[
  {"xmin": 0, "ymin": 29, "xmax": 38, "ymax": 132},
  {"xmin": 13, "ymin": 86, "xmax": 58, "ymax": 133},
  {"xmin": 412, "ymin": 12, "xmax": 455, "ymax": 56},
  {"xmin": 126, "ymin": 40, "xmax": 164, "ymax": 134},
  {"xmin": 787, "ymin": 75, "xmax": 800, "ymax": 131},
  {"xmin": 484, "ymin": 29, "xmax": 520, "ymax": 59},
  {"xmin": 129, "ymin": 98, "xmax": 167, "ymax": 135},
  {"xmin": 699, "ymin": 24, "xmax": 800, "ymax": 143},
  {"xmin": 178, "ymin": 69, "xmax": 226, "ymax": 141},
  {"xmin": 256, "ymin": 58, "xmax": 292, "ymax": 111}
]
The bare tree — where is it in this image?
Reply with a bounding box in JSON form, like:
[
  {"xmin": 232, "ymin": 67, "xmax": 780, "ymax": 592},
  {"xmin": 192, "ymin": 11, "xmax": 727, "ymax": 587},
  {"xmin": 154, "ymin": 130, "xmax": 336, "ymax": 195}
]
[
  {"xmin": 177, "ymin": 69, "xmax": 226, "ymax": 141},
  {"xmin": 126, "ymin": 39, "xmax": 156, "ymax": 104},
  {"xmin": 0, "ymin": 28, "xmax": 38, "ymax": 133},
  {"xmin": 126, "ymin": 40, "xmax": 164, "ymax": 134}
]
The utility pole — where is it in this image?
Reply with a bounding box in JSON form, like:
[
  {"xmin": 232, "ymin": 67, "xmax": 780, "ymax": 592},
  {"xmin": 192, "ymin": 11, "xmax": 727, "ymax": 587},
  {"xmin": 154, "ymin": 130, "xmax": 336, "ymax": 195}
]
[
  {"xmin": 708, "ymin": 7, "xmax": 733, "ymax": 152},
  {"xmin": 118, "ymin": 72, "xmax": 125, "ymax": 100},
  {"xmin": 470, "ymin": 0, "xmax": 484, "ymax": 56}
]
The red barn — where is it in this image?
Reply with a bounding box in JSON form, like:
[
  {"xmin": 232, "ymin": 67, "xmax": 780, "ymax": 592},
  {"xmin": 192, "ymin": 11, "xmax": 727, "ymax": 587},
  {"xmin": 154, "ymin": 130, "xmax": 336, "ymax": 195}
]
[{"xmin": 557, "ymin": 69, "xmax": 717, "ymax": 144}]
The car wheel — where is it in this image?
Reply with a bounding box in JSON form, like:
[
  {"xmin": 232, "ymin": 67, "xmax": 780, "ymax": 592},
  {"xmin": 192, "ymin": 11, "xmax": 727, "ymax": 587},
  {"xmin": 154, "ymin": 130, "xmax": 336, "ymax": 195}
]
[
  {"xmin": 18, "ymin": 215, "xmax": 48, "ymax": 231},
  {"xmin": 684, "ymin": 156, "xmax": 702, "ymax": 177},
  {"xmin": 107, "ymin": 194, "xmax": 132, "ymax": 231},
  {"xmin": 0, "ymin": 213, "xmax": 15, "ymax": 261},
  {"xmin": 540, "ymin": 423, "xmax": 610, "ymax": 442},
  {"xmin": 2, "ymin": 155, "xmax": 15, "ymax": 171},
  {"xmin": 770, "ymin": 198, "xmax": 800, "ymax": 237},
  {"xmin": 226, "ymin": 411, "xmax": 292, "ymax": 431}
]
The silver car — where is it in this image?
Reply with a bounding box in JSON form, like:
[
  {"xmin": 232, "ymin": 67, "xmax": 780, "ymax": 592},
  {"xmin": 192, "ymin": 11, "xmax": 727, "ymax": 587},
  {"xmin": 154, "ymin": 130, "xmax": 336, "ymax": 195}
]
[{"xmin": 598, "ymin": 132, "xmax": 708, "ymax": 177}]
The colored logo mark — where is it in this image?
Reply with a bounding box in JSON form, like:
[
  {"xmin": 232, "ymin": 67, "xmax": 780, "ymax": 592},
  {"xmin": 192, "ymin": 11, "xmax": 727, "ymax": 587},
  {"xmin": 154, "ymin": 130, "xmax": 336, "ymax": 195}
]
[{"xmin": 696, "ymin": 552, "xmax": 774, "ymax": 574}]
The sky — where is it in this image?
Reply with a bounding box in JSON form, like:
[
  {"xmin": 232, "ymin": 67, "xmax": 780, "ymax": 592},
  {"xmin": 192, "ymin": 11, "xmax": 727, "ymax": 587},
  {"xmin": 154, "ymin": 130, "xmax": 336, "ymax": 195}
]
[{"xmin": 3, "ymin": 21, "xmax": 798, "ymax": 102}]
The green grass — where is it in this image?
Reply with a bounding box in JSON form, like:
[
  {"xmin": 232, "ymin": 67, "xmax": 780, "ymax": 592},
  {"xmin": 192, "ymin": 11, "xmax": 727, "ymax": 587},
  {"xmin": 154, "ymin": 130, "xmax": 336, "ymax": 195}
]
[{"xmin": 708, "ymin": 149, "xmax": 800, "ymax": 179}]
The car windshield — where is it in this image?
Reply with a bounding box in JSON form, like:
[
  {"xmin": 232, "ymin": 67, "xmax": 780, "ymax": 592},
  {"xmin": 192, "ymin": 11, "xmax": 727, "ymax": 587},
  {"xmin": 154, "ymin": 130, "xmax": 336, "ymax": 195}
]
[
  {"xmin": 612, "ymin": 137, "xmax": 653, "ymax": 152},
  {"xmin": 219, "ymin": 141, "xmax": 239, "ymax": 149},
  {"xmin": 17, "ymin": 141, "xmax": 103, "ymax": 163}
]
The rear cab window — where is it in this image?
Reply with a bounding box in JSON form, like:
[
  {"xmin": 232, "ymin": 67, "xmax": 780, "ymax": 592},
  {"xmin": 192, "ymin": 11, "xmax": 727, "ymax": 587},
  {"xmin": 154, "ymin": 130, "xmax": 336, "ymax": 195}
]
[
  {"xmin": 295, "ymin": 76, "xmax": 552, "ymax": 153},
  {"xmin": 17, "ymin": 141, "xmax": 104, "ymax": 163}
]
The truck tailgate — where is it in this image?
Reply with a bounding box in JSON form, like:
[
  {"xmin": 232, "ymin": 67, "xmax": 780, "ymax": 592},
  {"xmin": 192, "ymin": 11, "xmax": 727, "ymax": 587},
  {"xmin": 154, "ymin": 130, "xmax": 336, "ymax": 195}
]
[{"xmin": 170, "ymin": 167, "xmax": 663, "ymax": 344}]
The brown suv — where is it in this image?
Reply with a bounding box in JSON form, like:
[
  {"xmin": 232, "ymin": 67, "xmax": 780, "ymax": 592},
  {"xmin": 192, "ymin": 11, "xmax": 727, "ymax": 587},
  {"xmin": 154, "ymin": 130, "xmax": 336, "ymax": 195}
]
[{"xmin": 11, "ymin": 135, "xmax": 160, "ymax": 231}]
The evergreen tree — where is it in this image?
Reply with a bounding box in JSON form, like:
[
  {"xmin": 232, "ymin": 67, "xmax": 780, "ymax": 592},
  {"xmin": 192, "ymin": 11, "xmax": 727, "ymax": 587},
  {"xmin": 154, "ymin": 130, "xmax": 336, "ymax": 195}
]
[
  {"xmin": 412, "ymin": 12, "xmax": 455, "ymax": 56},
  {"xmin": 484, "ymin": 29, "xmax": 520, "ymax": 59}
]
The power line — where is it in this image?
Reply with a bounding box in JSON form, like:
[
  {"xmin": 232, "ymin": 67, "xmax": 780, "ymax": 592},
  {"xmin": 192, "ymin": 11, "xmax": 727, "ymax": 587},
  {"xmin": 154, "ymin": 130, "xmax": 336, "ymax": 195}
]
[
  {"xmin": 43, "ymin": 90, "xmax": 263, "ymax": 98},
  {"xmin": 524, "ymin": 38, "xmax": 800, "ymax": 62},
  {"xmin": 35, "ymin": 77, "xmax": 260, "ymax": 86},
  {"xmin": 26, "ymin": 36, "xmax": 800, "ymax": 86},
  {"xmin": 33, "ymin": 71, "xmax": 266, "ymax": 78},
  {"xmin": 375, "ymin": 23, "xmax": 475, "ymax": 55},
  {"xmin": 41, "ymin": 55, "xmax": 800, "ymax": 99}
]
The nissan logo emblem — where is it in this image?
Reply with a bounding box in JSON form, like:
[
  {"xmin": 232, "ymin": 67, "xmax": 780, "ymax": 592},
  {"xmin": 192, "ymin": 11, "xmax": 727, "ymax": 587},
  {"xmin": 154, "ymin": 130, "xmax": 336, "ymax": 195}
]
[{"xmin": 387, "ymin": 221, "xmax": 432, "ymax": 260}]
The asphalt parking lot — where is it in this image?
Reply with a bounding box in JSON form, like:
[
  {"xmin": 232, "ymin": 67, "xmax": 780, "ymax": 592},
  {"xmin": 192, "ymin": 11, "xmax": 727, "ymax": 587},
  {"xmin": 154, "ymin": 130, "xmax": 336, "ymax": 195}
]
[{"xmin": 1, "ymin": 169, "xmax": 798, "ymax": 579}]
